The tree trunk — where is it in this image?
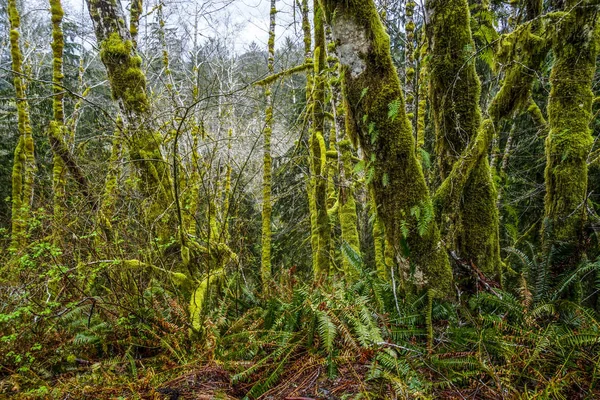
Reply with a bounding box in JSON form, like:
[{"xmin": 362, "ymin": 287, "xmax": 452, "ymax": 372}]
[
  {"xmin": 85, "ymin": 0, "xmax": 173, "ymax": 241},
  {"xmin": 427, "ymin": 0, "xmax": 501, "ymax": 282},
  {"xmin": 542, "ymin": 0, "xmax": 598, "ymax": 274},
  {"xmin": 261, "ymin": 0, "xmax": 276, "ymax": 292},
  {"xmin": 8, "ymin": 0, "xmax": 36, "ymax": 253},
  {"xmin": 321, "ymin": 0, "xmax": 453, "ymax": 296},
  {"xmin": 310, "ymin": 0, "xmax": 332, "ymax": 279}
]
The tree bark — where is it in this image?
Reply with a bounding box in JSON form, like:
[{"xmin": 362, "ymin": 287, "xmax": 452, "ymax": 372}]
[{"xmin": 321, "ymin": 0, "xmax": 453, "ymax": 296}]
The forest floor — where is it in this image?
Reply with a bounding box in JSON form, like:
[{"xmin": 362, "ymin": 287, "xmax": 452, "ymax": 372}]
[
  {"xmin": 4, "ymin": 357, "xmax": 379, "ymax": 399},
  {"xmin": 3, "ymin": 355, "xmax": 504, "ymax": 399}
]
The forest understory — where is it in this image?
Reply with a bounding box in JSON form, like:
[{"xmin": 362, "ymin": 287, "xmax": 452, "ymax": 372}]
[{"xmin": 1, "ymin": 0, "xmax": 600, "ymax": 398}]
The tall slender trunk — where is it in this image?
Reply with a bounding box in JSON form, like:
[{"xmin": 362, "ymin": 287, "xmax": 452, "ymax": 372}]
[
  {"xmin": 8, "ymin": 0, "xmax": 36, "ymax": 253},
  {"xmin": 49, "ymin": 0, "xmax": 66, "ymax": 244},
  {"xmin": 310, "ymin": 0, "xmax": 331, "ymax": 279},
  {"xmin": 321, "ymin": 0, "xmax": 453, "ymax": 296},
  {"xmin": 330, "ymin": 55, "xmax": 361, "ymax": 279},
  {"xmin": 300, "ymin": 0, "xmax": 319, "ymax": 273},
  {"xmin": 261, "ymin": 0, "xmax": 276, "ymax": 292},
  {"xmin": 404, "ymin": 0, "xmax": 417, "ymax": 136}
]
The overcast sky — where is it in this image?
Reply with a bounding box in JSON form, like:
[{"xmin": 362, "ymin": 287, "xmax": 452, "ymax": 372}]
[{"xmin": 62, "ymin": 0, "xmax": 301, "ymax": 53}]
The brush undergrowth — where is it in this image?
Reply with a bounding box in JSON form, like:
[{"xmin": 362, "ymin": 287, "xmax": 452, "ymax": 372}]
[{"xmin": 1, "ymin": 241, "xmax": 599, "ymax": 399}]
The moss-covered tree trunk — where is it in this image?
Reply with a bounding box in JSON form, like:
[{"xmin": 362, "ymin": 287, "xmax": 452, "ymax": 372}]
[
  {"xmin": 330, "ymin": 57, "xmax": 361, "ymax": 279},
  {"xmin": 49, "ymin": 0, "xmax": 66, "ymax": 244},
  {"xmin": 427, "ymin": 0, "xmax": 501, "ymax": 282},
  {"xmin": 85, "ymin": 0, "xmax": 173, "ymax": 241},
  {"xmin": 404, "ymin": 0, "xmax": 417, "ymax": 135},
  {"xmin": 542, "ymin": 0, "xmax": 599, "ymax": 274},
  {"xmin": 8, "ymin": 0, "xmax": 36, "ymax": 253},
  {"xmin": 261, "ymin": 0, "xmax": 276, "ymax": 292},
  {"xmin": 310, "ymin": 0, "xmax": 332, "ymax": 279},
  {"xmin": 321, "ymin": 0, "xmax": 453, "ymax": 296},
  {"xmin": 300, "ymin": 0, "xmax": 319, "ymax": 272}
]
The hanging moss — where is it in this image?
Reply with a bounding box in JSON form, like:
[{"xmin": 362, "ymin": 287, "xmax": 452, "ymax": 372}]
[
  {"xmin": 542, "ymin": 1, "xmax": 599, "ymax": 274},
  {"xmin": 322, "ymin": 0, "xmax": 453, "ymax": 296}
]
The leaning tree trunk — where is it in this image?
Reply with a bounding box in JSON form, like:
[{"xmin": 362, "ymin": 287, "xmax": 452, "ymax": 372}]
[
  {"xmin": 542, "ymin": 0, "xmax": 599, "ymax": 274},
  {"xmin": 321, "ymin": 0, "xmax": 453, "ymax": 297},
  {"xmin": 85, "ymin": 0, "xmax": 173, "ymax": 241},
  {"xmin": 427, "ymin": 0, "xmax": 501, "ymax": 283}
]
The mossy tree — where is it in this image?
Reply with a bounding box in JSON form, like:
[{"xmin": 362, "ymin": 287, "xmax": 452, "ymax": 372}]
[
  {"xmin": 542, "ymin": 0, "xmax": 599, "ymax": 275},
  {"xmin": 427, "ymin": 0, "xmax": 501, "ymax": 283},
  {"xmin": 310, "ymin": 0, "xmax": 332, "ymax": 279},
  {"xmin": 321, "ymin": 0, "xmax": 453, "ymax": 296},
  {"xmin": 404, "ymin": 0, "xmax": 416, "ymax": 132},
  {"xmin": 85, "ymin": 0, "xmax": 174, "ymax": 242},
  {"xmin": 8, "ymin": 0, "xmax": 36, "ymax": 253},
  {"xmin": 261, "ymin": 0, "xmax": 277, "ymax": 292},
  {"xmin": 329, "ymin": 55, "xmax": 361, "ymax": 280},
  {"xmin": 49, "ymin": 0, "xmax": 66, "ymax": 243}
]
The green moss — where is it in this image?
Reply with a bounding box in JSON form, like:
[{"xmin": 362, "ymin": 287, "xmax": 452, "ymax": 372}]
[
  {"xmin": 49, "ymin": 0, "xmax": 66, "ymax": 242},
  {"xmin": 323, "ymin": 0, "xmax": 452, "ymax": 296},
  {"xmin": 337, "ymin": 140, "xmax": 360, "ymax": 279},
  {"xmin": 254, "ymin": 63, "xmax": 312, "ymax": 87},
  {"xmin": 542, "ymin": 3, "xmax": 598, "ymax": 273},
  {"xmin": 261, "ymin": 0, "xmax": 277, "ymax": 293},
  {"xmin": 100, "ymin": 33, "xmax": 149, "ymax": 114},
  {"xmin": 489, "ymin": 25, "xmax": 547, "ymax": 125},
  {"xmin": 309, "ymin": 0, "xmax": 332, "ymax": 280},
  {"xmin": 8, "ymin": 0, "xmax": 35, "ymax": 253},
  {"xmin": 428, "ymin": 0, "xmax": 500, "ymax": 281},
  {"xmin": 129, "ymin": 0, "xmax": 142, "ymax": 46}
]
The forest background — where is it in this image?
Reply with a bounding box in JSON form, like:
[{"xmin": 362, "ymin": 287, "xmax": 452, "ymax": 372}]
[{"xmin": 1, "ymin": 0, "xmax": 600, "ymax": 398}]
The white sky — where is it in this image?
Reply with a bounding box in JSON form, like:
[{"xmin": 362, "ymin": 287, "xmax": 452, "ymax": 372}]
[{"xmin": 62, "ymin": 0, "xmax": 300, "ymax": 53}]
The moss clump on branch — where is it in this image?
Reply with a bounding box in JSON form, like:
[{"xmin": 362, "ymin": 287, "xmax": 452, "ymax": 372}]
[{"xmin": 100, "ymin": 33, "xmax": 149, "ymax": 114}]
